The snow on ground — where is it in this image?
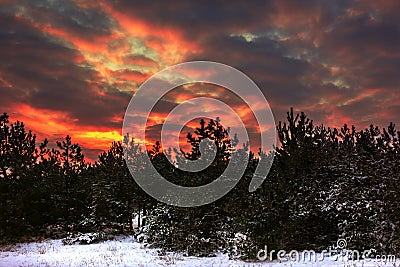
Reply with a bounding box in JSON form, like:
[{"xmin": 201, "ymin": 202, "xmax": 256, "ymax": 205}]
[{"xmin": 0, "ymin": 236, "xmax": 397, "ymax": 267}]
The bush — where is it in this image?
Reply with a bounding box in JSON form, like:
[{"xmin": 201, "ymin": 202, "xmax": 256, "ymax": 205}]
[{"xmin": 62, "ymin": 232, "xmax": 108, "ymax": 245}]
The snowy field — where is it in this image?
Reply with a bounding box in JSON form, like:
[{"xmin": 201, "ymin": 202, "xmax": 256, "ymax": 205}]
[{"xmin": 0, "ymin": 236, "xmax": 397, "ymax": 267}]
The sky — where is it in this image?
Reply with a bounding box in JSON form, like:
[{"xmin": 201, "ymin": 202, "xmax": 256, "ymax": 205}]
[{"xmin": 1, "ymin": 0, "xmax": 399, "ymax": 162}]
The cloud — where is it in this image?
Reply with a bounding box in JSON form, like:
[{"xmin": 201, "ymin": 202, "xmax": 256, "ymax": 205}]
[{"xmin": 1, "ymin": 0, "xmax": 399, "ymax": 161}]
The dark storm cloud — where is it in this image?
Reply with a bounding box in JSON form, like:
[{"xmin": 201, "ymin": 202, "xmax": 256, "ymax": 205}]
[
  {"xmin": 106, "ymin": 0, "xmax": 348, "ymax": 124},
  {"xmin": 109, "ymin": 0, "xmax": 277, "ymax": 38},
  {"xmin": 186, "ymin": 33, "xmax": 332, "ymax": 123},
  {"xmin": 320, "ymin": 13, "xmax": 400, "ymax": 63},
  {"xmin": 318, "ymin": 12, "xmax": 400, "ymax": 92},
  {"xmin": 1, "ymin": 0, "xmax": 399, "ymax": 160},
  {"xmin": 5, "ymin": 0, "xmax": 113, "ymax": 38},
  {"xmin": 161, "ymin": 0, "xmax": 399, "ymax": 127},
  {"xmin": 0, "ymin": 13, "xmax": 129, "ymax": 129}
]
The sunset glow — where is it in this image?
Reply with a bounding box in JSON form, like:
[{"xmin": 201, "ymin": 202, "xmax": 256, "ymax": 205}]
[{"xmin": 1, "ymin": 1, "xmax": 399, "ymax": 161}]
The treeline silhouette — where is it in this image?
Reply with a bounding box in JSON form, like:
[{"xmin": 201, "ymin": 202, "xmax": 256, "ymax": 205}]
[{"xmin": 1, "ymin": 108, "xmax": 400, "ymax": 259}]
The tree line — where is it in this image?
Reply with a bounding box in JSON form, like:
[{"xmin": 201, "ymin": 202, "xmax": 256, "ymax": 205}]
[{"xmin": 1, "ymin": 109, "xmax": 400, "ymax": 259}]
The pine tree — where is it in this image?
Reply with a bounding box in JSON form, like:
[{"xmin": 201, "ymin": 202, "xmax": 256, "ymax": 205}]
[
  {"xmin": 145, "ymin": 118, "xmax": 240, "ymax": 256},
  {"xmin": 55, "ymin": 135, "xmax": 86, "ymax": 230},
  {"xmin": 0, "ymin": 113, "xmax": 40, "ymax": 237}
]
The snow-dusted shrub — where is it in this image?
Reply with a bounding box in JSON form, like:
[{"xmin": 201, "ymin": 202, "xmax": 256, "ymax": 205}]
[
  {"xmin": 144, "ymin": 203, "xmax": 234, "ymax": 257},
  {"xmin": 62, "ymin": 232, "xmax": 108, "ymax": 245}
]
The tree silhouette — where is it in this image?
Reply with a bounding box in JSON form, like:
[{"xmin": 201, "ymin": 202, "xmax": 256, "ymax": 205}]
[
  {"xmin": 55, "ymin": 135, "xmax": 86, "ymax": 229},
  {"xmin": 1, "ymin": 109, "xmax": 400, "ymax": 257},
  {"xmin": 0, "ymin": 113, "xmax": 37, "ymax": 180}
]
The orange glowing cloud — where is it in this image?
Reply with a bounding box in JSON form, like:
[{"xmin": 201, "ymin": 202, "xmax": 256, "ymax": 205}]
[
  {"xmin": 140, "ymin": 83, "xmax": 267, "ymax": 154},
  {"xmin": 99, "ymin": 2, "xmax": 202, "ymax": 66},
  {"xmin": 7, "ymin": 104, "xmax": 124, "ymax": 162},
  {"xmin": 2, "ymin": 0, "xmax": 399, "ymax": 164}
]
